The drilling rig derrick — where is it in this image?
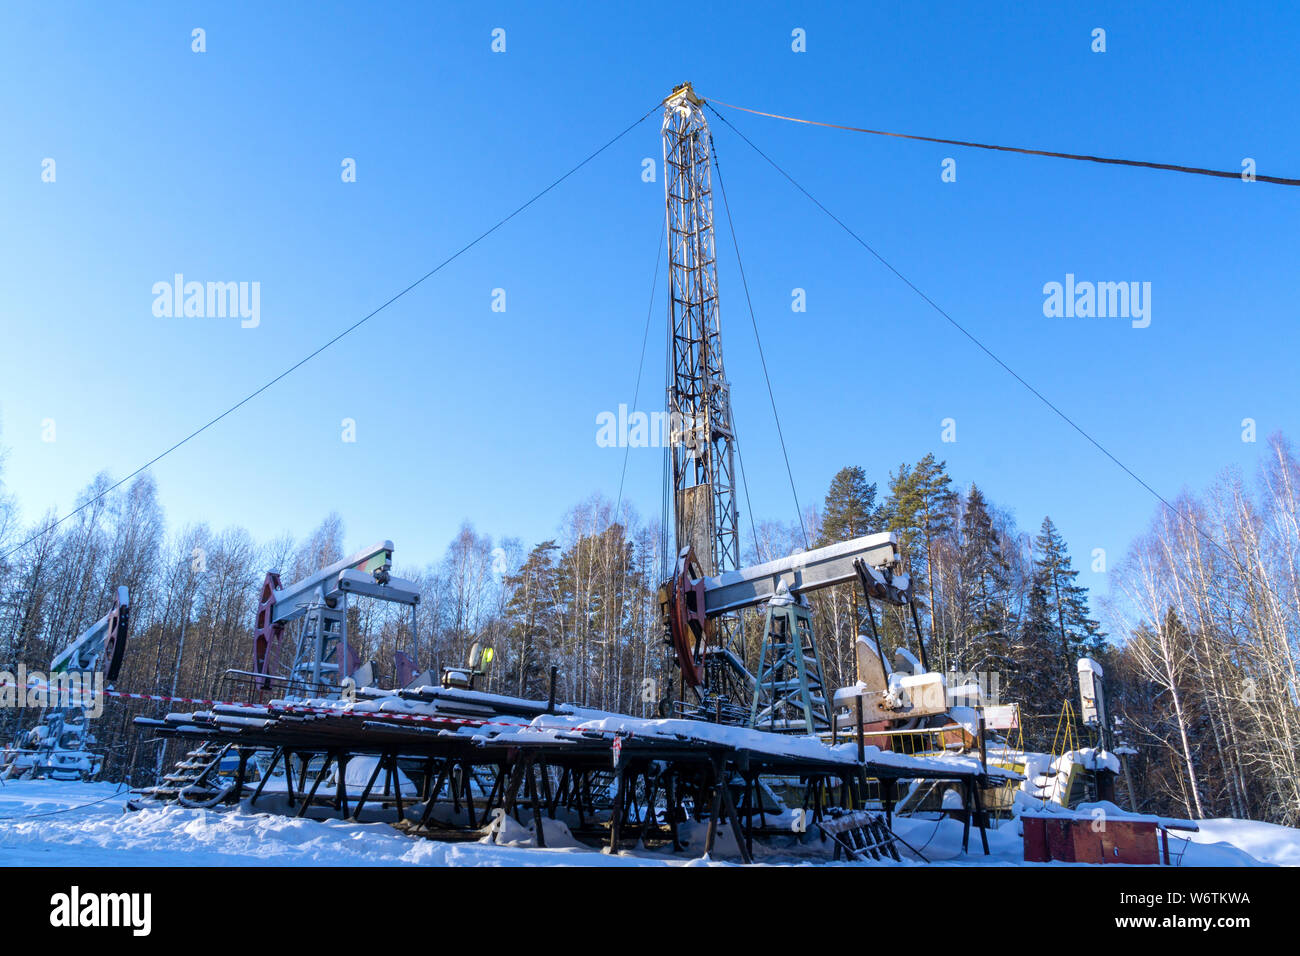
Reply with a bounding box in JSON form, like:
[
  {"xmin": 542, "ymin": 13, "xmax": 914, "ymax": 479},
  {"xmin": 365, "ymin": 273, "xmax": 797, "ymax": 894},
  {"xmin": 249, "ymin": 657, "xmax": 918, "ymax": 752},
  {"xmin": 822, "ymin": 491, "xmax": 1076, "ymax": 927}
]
[
  {"xmin": 656, "ymin": 84, "xmax": 922, "ymax": 732},
  {"xmin": 661, "ymin": 82, "xmax": 743, "ymax": 713}
]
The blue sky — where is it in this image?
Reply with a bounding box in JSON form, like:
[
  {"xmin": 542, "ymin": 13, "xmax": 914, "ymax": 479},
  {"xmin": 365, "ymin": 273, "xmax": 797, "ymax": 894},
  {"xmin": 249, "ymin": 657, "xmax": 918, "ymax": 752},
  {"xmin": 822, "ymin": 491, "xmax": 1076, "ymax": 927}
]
[{"xmin": 1, "ymin": 2, "xmax": 1296, "ymax": 602}]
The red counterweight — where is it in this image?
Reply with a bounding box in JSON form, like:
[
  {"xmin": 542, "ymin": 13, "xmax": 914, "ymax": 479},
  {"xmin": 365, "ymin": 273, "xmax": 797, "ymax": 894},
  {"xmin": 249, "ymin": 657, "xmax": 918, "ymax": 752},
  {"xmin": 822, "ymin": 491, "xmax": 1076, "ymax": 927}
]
[
  {"xmin": 253, "ymin": 570, "xmax": 283, "ymax": 686},
  {"xmin": 660, "ymin": 546, "xmax": 712, "ymax": 690}
]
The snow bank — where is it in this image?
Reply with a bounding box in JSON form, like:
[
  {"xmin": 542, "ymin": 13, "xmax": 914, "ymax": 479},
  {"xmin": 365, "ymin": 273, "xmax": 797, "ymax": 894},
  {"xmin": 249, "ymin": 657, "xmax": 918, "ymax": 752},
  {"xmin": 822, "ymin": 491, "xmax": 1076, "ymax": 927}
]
[
  {"xmin": 1185, "ymin": 818, "xmax": 1300, "ymax": 868},
  {"xmin": 4, "ymin": 779, "xmax": 1295, "ymax": 868},
  {"xmin": 0, "ymin": 780, "xmax": 702, "ymax": 867}
]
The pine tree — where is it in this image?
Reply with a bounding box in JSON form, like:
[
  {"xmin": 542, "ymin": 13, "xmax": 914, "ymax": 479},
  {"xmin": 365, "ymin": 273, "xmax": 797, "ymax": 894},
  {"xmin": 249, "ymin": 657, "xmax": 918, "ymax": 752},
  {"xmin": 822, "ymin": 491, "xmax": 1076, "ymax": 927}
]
[
  {"xmin": 1017, "ymin": 565, "xmax": 1061, "ymax": 744},
  {"xmin": 817, "ymin": 466, "xmax": 877, "ymax": 544},
  {"xmin": 881, "ymin": 454, "xmax": 956, "ymax": 665},
  {"xmin": 1033, "ymin": 516, "xmax": 1105, "ymax": 662},
  {"xmin": 1012, "ymin": 517, "xmax": 1105, "ymax": 742},
  {"xmin": 503, "ymin": 541, "xmax": 561, "ymax": 698},
  {"xmin": 956, "ymin": 484, "xmax": 1015, "ymax": 675},
  {"xmin": 816, "ymin": 466, "xmax": 879, "ymax": 682}
]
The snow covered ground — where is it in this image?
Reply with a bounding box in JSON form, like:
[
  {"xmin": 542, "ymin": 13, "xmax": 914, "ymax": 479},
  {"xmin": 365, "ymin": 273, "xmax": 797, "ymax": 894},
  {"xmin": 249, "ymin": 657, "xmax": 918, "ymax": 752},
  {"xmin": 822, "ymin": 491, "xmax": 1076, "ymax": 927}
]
[
  {"xmin": 1185, "ymin": 818, "xmax": 1300, "ymax": 867},
  {"xmin": 0, "ymin": 780, "xmax": 667, "ymax": 867},
  {"xmin": 1, "ymin": 779, "xmax": 1295, "ymax": 867}
]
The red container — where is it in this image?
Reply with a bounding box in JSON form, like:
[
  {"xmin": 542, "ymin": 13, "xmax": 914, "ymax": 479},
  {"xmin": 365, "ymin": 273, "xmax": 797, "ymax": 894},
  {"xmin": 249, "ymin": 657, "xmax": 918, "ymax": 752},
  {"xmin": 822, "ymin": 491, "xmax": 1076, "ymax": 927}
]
[
  {"xmin": 1022, "ymin": 816, "xmax": 1050, "ymax": 862},
  {"xmin": 1100, "ymin": 820, "xmax": 1159, "ymax": 864},
  {"xmin": 1045, "ymin": 819, "xmax": 1079, "ymax": 862},
  {"xmin": 1023, "ymin": 815, "xmax": 1161, "ymax": 865}
]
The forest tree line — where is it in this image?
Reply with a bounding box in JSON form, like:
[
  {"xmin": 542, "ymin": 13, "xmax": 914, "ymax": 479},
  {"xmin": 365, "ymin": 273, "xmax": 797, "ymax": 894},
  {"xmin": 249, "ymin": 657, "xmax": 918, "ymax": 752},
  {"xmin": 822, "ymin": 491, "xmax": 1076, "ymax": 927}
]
[{"xmin": 1, "ymin": 434, "xmax": 1298, "ymax": 826}]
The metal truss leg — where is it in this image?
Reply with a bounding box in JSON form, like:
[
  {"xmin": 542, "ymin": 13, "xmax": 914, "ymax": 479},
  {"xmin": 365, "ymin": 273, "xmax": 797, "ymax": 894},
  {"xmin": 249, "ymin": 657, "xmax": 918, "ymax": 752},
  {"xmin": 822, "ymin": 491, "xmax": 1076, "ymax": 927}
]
[
  {"xmin": 335, "ymin": 753, "xmax": 349, "ymax": 818},
  {"xmin": 351, "ymin": 752, "xmax": 386, "ymax": 821},
  {"xmin": 666, "ymin": 771, "xmax": 682, "ymax": 851},
  {"xmin": 961, "ymin": 781, "xmax": 972, "ymax": 854},
  {"xmin": 638, "ymin": 769, "xmax": 661, "ymax": 847},
  {"xmin": 502, "ymin": 755, "xmax": 530, "ymax": 827},
  {"xmin": 527, "ymin": 761, "xmax": 547, "ymax": 847},
  {"xmin": 296, "ymin": 752, "xmax": 334, "ymax": 819},
  {"xmin": 418, "ymin": 762, "xmax": 450, "ymax": 828},
  {"xmin": 283, "ymin": 750, "xmax": 296, "ymax": 808},
  {"xmin": 972, "ymin": 779, "xmax": 990, "ymax": 855},
  {"xmin": 461, "ymin": 763, "xmax": 477, "ymax": 829},
  {"xmin": 249, "ymin": 747, "xmax": 283, "ymax": 808},
  {"xmin": 719, "ymin": 769, "xmax": 752, "ymax": 864},
  {"xmin": 390, "ymin": 754, "xmax": 404, "ymax": 819},
  {"xmin": 704, "ymin": 757, "xmax": 725, "ymax": 857},
  {"xmin": 609, "ymin": 764, "xmax": 629, "ymax": 854}
]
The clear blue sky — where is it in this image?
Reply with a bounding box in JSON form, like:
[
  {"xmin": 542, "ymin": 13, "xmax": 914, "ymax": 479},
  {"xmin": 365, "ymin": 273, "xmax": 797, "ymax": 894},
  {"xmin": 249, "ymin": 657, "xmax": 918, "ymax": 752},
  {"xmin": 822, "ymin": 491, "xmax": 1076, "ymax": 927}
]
[{"xmin": 1, "ymin": 2, "xmax": 1296, "ymax": 601}]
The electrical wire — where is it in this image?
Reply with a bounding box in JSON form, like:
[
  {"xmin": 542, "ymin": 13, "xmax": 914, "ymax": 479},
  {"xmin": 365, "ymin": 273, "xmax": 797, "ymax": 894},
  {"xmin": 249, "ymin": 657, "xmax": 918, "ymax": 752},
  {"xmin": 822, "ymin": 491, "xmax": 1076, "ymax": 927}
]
[
  {"xmin": 0, "ymin": 103, "xmax": 662, "ymax": 565},
  {"xmin": 709, "ymin": 97, "xmax": 1300, "ymax": 187},
  {"xmin": 615, "ymin": 218, "xmax": 667, "ymax": 524},
  {"xmin": 709, "ymin": 133, "xmax": 809, "ymax": 550},
  {"xmin": 729, "ymin": 406, "xmax": 764, "ymax": 565},
  {"xmin": 912, "ymin": 812, "xmax": 948, "ymax": 856},
  {"xmin": 704, "ymin": 103, "xmax": 1297, "ymax": 610},
  {"xmin": 0, "ymin": 783, "xmax": 128, "ymax": 822},
  {"xmin": 661, "ymin": 237, "xmax": 674, "ymax": 583}
]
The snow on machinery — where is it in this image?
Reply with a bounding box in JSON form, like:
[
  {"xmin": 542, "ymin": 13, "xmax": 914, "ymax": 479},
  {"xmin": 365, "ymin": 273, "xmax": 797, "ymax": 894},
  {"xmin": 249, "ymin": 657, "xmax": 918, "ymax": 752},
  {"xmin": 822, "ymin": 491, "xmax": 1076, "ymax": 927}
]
[
  {"xmin": 657, "ymin": 532, "xmax": 923, "ymax": 729},
  {"xmin": 251, "ymin": 540, "xmax": 421, "ymax": 695},
  {"xmin": 973, "ymin": 654, "xmax": 1136, "ymax": 819},
  {"xmin": 133, "ymin": 523, "xmax": 1029, "ymax": 860},
  {"xmin": 1, "ymin": 586, "xmax": 130, "ymax": 782},
  {"xmin": 656, "ymin": 529, "xmax": 1138, "ymax": 825},
  {"xmin": 131, "ymin": 540, "xmax": 433, "ymax": 809},
  {"xmin": 134, "ymin": 527, "xmax": 1015, "ymax": 860}
]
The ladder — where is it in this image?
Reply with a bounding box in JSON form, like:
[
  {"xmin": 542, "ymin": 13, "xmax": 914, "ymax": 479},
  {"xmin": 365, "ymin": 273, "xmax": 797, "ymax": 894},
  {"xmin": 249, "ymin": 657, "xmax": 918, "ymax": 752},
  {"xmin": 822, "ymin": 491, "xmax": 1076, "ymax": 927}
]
[
  {"xmin": 128, "ymin": 742, "xmax": 236, "ymax": 810},
  {"xmin": 817, "ymin": 810, "xmax": 901, "ymax": 862},
  {"xmin": 748, "ymin": 588, "xmax": 832, "ymax": 734}
]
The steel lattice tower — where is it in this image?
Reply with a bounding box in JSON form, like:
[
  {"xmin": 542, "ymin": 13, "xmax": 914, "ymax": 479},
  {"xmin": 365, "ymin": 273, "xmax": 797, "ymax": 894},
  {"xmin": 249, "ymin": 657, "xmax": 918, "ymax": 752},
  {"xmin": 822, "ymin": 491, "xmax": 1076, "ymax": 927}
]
[
  {"xmin": 662, "ymin": 83, "xmax": 740, "ymax": 583},
  {"xmin": 662, "ymin": 84, "xmax": 749, "ymax": 709}
]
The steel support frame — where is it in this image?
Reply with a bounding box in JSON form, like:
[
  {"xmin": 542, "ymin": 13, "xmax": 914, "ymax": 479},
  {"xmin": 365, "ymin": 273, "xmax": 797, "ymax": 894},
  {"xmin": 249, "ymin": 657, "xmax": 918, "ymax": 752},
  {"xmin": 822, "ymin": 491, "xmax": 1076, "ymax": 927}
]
[{"xmin": 748, "ymin": 599, "xmax": 832, "ymax": 735}]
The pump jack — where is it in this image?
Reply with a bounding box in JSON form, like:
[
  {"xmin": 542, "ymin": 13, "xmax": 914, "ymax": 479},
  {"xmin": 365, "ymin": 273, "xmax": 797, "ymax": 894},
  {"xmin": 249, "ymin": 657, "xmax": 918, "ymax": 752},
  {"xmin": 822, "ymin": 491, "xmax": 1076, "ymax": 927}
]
[
  {"xmin": 659, "ymin": 532, "xmax": 915, "ymax": 732},
  {"xmin": 134, "ymin": 542, "xmax": 421, "ymax": 809},
  {"xmin": 253, "ymin": 540, "xmax": 420, "ymax": 695},
  {"xmin": 1, "ymin": 587, "xmax": 130, "ymax": 781}
]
